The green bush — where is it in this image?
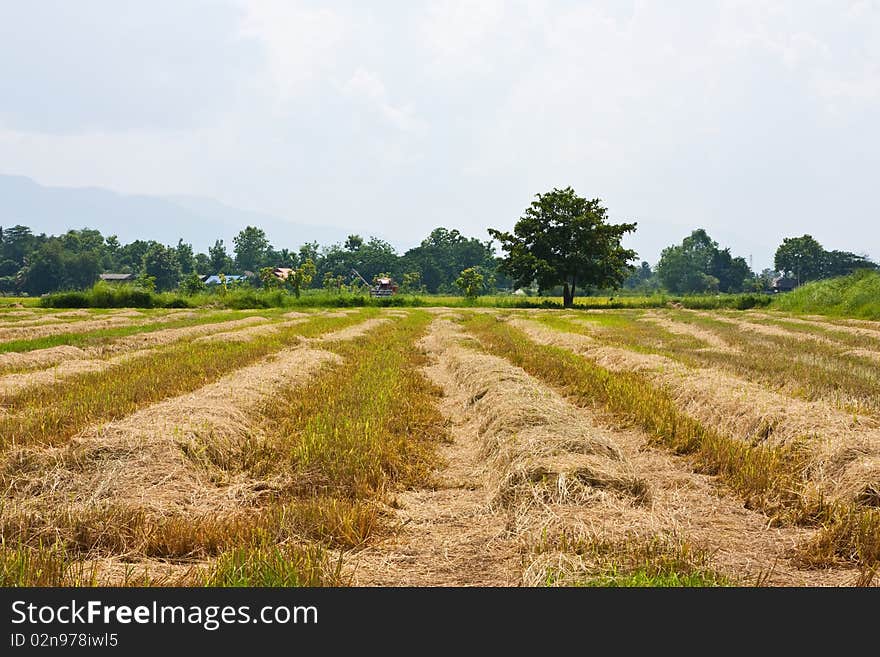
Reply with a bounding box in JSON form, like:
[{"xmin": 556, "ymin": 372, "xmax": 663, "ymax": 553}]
[
  {"xmin": 40, "ymin": 283, "xmax": 191, "ymax": 309},
  {"xmin": 41, "ymin": 291, "xmax": 90, "ymax": 308}
]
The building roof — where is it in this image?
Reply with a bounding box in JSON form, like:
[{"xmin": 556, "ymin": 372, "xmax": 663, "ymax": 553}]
[
  {"xmin": 99, "ymin": 273, "xmax": 135, "ymax": 281},
  {"xmin": 771, "ymin": 276, "xmax": 797, "ymax": 290},
  {"xmin": 202, "ymin": 274, "xmax": 248, "ymax": 285}
]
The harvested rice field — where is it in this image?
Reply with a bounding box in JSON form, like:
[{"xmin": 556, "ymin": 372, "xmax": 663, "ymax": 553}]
[{"xmin": 1, "ymin": 305, "xmax": 878, "ymax": 587}]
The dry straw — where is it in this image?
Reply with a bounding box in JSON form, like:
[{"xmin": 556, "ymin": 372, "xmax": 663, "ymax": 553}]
[
  {"xmin": 419, "ymin": 320, "xmax": 646, "ymax": 510},
  {"xmin": 0, "ymin": 346, "xmax": 341, "ymax": 529},
  {"xmin": 509, "ymin": 317, "xmax": 880, "ymax": 507},
  {"xmin": 0, "ymin": 311, "xmax": 188, "ymax": 344},
  {"xmin": 701, "ymin": 312, "xmax": 842, "ymax": 348},
  {"xmin": 0, "ymin": 349, "xmax": 158, "ymax": 398},
  {"xmin": 0, "ymin": 316, "xmax": 270, "ymax": 372},
  {"xmin": 0, "ymin": 314, "xmax": 398, "ymax": 561},
  {"xmin": 312, "ymin": 318, "xmax": 391, "ymax": 343},
  {"xmin": 193, "ymin": 319, "xmax": 307, "ymax": 344},
  {"xmin": 639, "ymin": 313, "xmax": 739, "ymax": 353}
]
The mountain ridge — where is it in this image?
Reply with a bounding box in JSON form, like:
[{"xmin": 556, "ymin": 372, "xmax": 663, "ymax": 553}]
[{"xmin": 0, "ymin": 174, "xmax": 359, "ymax": 252}]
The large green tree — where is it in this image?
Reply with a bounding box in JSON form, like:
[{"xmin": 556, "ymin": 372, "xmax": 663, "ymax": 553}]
[
  {"xmin": 175, "ymin": 239, "xmax": 196, "ymax": 274},
  {"xmin": 774, "ymin": 236, "xmax": 876, "ymax": 284},
  {"xmin": 23, "ymin": 241, "xmax": 65, "ymax": 295},
  {"xmin": 143, "ymin": 244, "xmax": 181, "ymax": 291},
  {"xmin": 489, "ymin": 187, "xmax": 637, "ymax": 307},
  {"xmin": 64, "ymin": 251, "xmax": 101, "ymax": 289},
  {"xmin": 656, "ymin": 229, "xmax": 752, "ymax": 294},
  {"xmin": 774, "ymin": 235, "xmax": 825, "ymax": 285},
  {"xmin": 399, "ymin": 227, "xmax": 498, "ymax": 293},
  {"xmin": 624, "ymin": 261, "xmax": 658, "ymax": 291},
  {"xmin": 823, "ymin": 250, "xmax": 877, "ymax": 277},
  {"xmin": 656, "ymin": 229, "xmax": 717, "ymax": 293},
  {"xmin": 208, "ymin": 239, "xmax": 234, "ymax": 274},
  {"xmin": 233, "ymin": 226, "xmax": 270, "ymax": 272},
  {"xmin": 455, "ymin": 267, "xmax": 486, "ymax": 300},
  {"xmin": 118, "ymin": 240, "xmax": 159, "ymax": 272},
  {"xmin": 1, "ymin": 225, "xmax": 36, "ymax": 267}
]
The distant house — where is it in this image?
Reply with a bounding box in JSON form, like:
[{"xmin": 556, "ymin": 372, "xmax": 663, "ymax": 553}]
[
  {"xmin": 771, "ymin": 276, "xmax": 798, "ymax": 293},
  {"xmin": 271, "ymin": 267, "xmax": 294, "ymax": 281},
  {"xmin": 99, "ymin": 273, "xmax": 135, "ymax": 283},
  {"xmin": 202, "ymin": 274, "xmax": 249, "ymax": 286}
]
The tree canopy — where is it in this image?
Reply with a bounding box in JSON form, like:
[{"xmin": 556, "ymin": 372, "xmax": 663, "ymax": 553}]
[
  {"xmin": 143, "ymin": 244, "xmax": 182, "ymax": 291},
  {"xmin": 656, "ymin": 229, "xmax": 752, "ymax": 294},
  {"xmin": 489, "ymin": 187, "xmax": 637, "ymax": 307},
  {"xmin": 233, "ymin": 226, "xmax": 269, "ymax": 273},
  {"xmin": 774, "ymin": 235, "xmax": 875, "ymax": 284},
  {"xmin": 774, "ymin": 235, "xmax": 826, "ymax": 285},
  {"xmin": 398, "ymin": 228, "xmax": 498, "ymax": 293}
]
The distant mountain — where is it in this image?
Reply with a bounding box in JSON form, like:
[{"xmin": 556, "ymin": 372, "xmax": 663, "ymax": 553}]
[{"xmin": 0, "ymin": 174, "xmax": 354, "ymax": 252}]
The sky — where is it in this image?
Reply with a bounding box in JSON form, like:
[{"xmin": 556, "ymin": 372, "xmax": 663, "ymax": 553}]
[{"xmin": 1, "ymin": 0, "xmax": 878, "ymax": 270}]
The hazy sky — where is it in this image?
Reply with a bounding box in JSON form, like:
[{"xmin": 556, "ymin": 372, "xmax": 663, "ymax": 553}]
[{"xmin": 1, "ymin": 1, "xmax": 878, "ymax": 269}]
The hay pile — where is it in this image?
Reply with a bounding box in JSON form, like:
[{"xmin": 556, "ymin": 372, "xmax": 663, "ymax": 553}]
[
  {"xmin": 0, "ymin": 315, "xmax": 69, "ymax": 328},
  {"xmin": 0, "ymin": 310, "xmax": 203, "ymax": 344},
  {"xmin": 420, "ymin": 320, "xmax": 646, "ymax": 510},
  {"xmin": 0, "ymin": 349, "xmax": 158, "ymax": 398},
  {"xmin": 0, "ymin": 315, "xmax": 146, "ymax": 343},
  {"xmin": 760, "ymin": 314, "xmax": 880, "ymax": 343},
  {"xmin": 0, "ymin": 310, "xmax": 37, "ymax": 317},
  {"xmin": 0, "ymin": 317, "xmax": 271, "ymax": 374},
  {"xmin": 849, "ymin": 349, "xmax": 880, "ymax": 364},
  {"xmin": 0, "ymin": 310, "xmax": 95, "ymax": 327},
  {"xmin": 705, "ymin": 314, "xmax": 841, "ymax": 348},
  {"xmin": 193, "ymin": 319, "xmax": 306, "ymax": 344},
  {"xmin": 0, "ymin": 345, "xmax": 87, "ymax": 370},
  {"xmin": 95, "ymin": 316, "xmax": 269, "ymax": 353},
  {"xmin": 313, "ymin": 318, "xmax": 390, "ymax": 342},
  {"xmin": 319, "ymin": 310, "xmax": 356, "ymax": 318},
  {"xmin": 510, "ymin": 318, "xmax": 880, "ymax": 507},
  {"xmin": 839, "ymin": 318, "xmax": 880, "ymax": 332}
]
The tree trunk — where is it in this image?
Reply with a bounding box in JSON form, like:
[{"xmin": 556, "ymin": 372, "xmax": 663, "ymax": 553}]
[{"xmin": 562, "ymin": 280, "xmax": 574, "ymax": 308}]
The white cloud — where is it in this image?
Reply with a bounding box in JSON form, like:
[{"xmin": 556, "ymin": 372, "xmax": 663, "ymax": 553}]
[
  {"xmin": 237, "ymin": 0, "xmax": 350, "ymax": 103},
  {"xmin": 342, "ymin": 68, "xmax": 426, "ymax": 134}
]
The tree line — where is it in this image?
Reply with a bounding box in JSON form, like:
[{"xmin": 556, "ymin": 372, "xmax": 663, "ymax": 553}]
[
  {"xmin": 2, "ymin": 187, "xmax": 875, "ymax": 301},
  {"xmin": 623, "ymin": 229, "xmax": 876, "ymax": 295},
  {"xmin": 0, "ymin": 224, "xmax": 501, "ymax": 296}
]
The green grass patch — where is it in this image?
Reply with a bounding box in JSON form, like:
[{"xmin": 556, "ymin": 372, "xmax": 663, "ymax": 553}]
[
  {"xmin": 578, "ymin": 568, "xmax": 729, "ymax": 587},
  {"xmin": 0, "ymin": 542, "xmax": 98, "ymax": 586},
  {"xmin": 772, "ymin": 270, "xmax": 880, "ymax": 319},
  {"xmin": 527, "ymin": 532, "xmax": 732, "ymax": 587},
  {"xmin": 205, "ymin": 544, "xmax": 342, "ymax": 587}
]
